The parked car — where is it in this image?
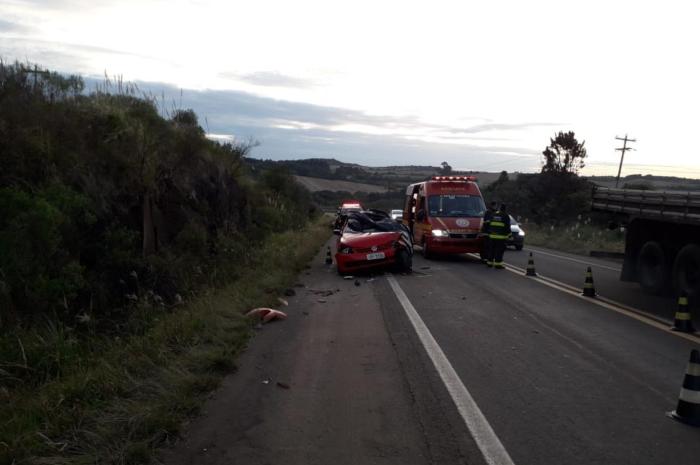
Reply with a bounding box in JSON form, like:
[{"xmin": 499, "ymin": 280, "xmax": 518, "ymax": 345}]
[
  {"xmin": 335, "ymin": 209, "xmax": 413, "ymax": 274},
  {"xmin": 390, "ymin": 209, "xmax": 403, "ymax": 221},
  {"xmin": 508, "ymin": 215, "xmax": 525, "ymax": 250},
  {"xmin": 333, "ymin": 200, "xmax": 363, "ymax": 231}
]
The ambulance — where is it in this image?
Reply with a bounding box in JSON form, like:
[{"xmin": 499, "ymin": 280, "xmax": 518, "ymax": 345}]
[{"xmin": 402, "ymin": 176, "xmax": 486, "ymax": 257}]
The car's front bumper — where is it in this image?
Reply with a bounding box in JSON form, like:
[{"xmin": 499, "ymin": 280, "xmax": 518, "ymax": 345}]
[
  {"xmin": 424, "ymin": 235, "xmax": 483, "ymax": 254},
  {"xmin": 335, "ymin": 249, "xmax": 398, "ymax": 273}
]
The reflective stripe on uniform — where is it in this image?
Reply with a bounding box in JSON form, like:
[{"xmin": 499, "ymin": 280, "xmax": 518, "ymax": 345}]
[
  {"xmin": 490, "ymin": 221, "xmax": 505, "ymax": 227},
  {"xmin": 489, "ymin": 234, "xmax": 509, "ymax": 240}
]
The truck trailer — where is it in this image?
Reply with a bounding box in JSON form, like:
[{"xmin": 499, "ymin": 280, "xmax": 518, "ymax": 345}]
[{"xmin": 592, "ymin": 187, "xmax": 700, "ymax": 297}]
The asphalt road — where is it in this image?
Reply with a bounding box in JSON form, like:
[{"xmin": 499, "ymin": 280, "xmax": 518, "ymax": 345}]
[
  {"xmin": 162, "ymin": 241, "xmax": 700, "ymax": 465},
  {"xmin": 502, "ymin": 244, "xmax": 699, "ymax": 326}
]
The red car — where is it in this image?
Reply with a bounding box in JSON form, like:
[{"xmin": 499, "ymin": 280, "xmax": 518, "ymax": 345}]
[{"xmin": 335, "ymin": 210, "xmax": 413, "ymax": 274}]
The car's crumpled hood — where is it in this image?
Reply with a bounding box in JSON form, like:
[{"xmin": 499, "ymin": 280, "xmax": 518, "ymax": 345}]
[{"xmin": 340, "ymin": 231, "xmax": 400, "ymax": 248}]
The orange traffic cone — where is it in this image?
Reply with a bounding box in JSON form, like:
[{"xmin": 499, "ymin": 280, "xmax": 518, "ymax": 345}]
[
  {"xmin": 671, "ymin": 293, "xmax": 695, "ymax": 333},
  {"xmin": 582, "ymin": 266, "xmax": 596, "ymax": 297},
  {"xmin": 668, "ymin": 349, "xmax": 700, "ymax": 427},
  {"xmin": 525, "ymin": 252, "xmax": 537, "ymax": 277},
  {"xmin": 325, "ymin": 247, "xmax": 333, "ymax": 265}
]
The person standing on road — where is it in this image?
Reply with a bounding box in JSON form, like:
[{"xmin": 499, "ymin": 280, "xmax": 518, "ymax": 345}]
[
  {"xmin": 481, "ymin": 201, "xmax": 497, "ymax": 264},
  {"xmin": 486, "ymin": 204, "xmax": 511, "ymax": 269}
]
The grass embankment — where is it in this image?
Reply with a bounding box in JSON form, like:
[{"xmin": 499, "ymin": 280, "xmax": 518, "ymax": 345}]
[
  {"xmin": 1, "ymin": 217, "xmax": 331, "ymax": 465},
  {"xmin": 523, "ymin": 222, "xmax": 625, "ymax": 256}
]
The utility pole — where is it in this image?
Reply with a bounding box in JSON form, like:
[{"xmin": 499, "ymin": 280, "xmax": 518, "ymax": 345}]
[{"xmin": 615, "ymin": 134, "xmax": 636, "ymax": 188}]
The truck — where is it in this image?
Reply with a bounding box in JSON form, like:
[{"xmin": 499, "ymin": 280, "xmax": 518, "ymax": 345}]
[
  {"xmin": 592, "ymin": 187, "xmax": 700, "ymax": 297},
  {"xmin": 403, "ymin": 175, "xmax": 486, "ymax": 258}
]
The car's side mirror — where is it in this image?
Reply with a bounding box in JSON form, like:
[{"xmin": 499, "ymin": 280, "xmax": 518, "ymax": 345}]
[{"xmin": 333, "ymin": 229, "xmax": 342, "ymax": 236}]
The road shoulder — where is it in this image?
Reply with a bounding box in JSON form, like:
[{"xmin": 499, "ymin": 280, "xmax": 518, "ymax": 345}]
[{"xmin": 160, "ymin": 242, "xmax": 432, "ymax": 465}]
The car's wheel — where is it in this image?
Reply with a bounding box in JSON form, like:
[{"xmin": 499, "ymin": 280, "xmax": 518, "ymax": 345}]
[
  {"xmin": 672, "ymin": 244, "xmax": 700, "ymax": 298},
  {"xmin": 421, "ymin": 239, "xmax": 433, "ymax": 259},
  {"xmin": 395, "ymin": 249, "xmax": 412, "ymax": 272},
  {"xmin": 515, "ymin": 244, "xmax": 524, "ymax": 251},
  {"xmin": 636, "ymin": 240, "xmax": 669, "ymax": 294}
]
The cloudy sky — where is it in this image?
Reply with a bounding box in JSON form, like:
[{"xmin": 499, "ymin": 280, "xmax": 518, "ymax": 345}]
[{"xmin": 2, "ymin": 0, "xmax": 700, "ymax": 177}]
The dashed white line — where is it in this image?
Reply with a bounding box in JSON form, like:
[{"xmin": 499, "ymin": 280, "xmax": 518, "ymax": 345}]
[{"xmin": 386, "ymin": 275, "xmax": 516, "ymax": 465}]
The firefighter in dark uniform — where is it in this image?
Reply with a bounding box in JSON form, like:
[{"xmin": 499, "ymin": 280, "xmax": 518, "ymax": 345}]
[
  {"xmin": 480, "ymin": 201, "xmax": 497, "ymax": 264},
  {"xmin": 486, "ymin": 204, "xmax": 511, "ymax": 269}
]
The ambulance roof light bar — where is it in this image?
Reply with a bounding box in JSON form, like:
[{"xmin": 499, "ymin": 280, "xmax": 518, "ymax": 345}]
[{"xmin": 431, "ymin": 175, "xmax": 478, "ymax": 182}]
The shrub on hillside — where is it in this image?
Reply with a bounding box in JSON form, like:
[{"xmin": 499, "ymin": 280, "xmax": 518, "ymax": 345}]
[{"xmin": 0, "ymin": 62, "xmax": 315, "ymax": 331}]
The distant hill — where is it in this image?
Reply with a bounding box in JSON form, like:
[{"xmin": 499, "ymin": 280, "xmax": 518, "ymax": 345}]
[
  {"xmin": 246, "ymin": 157, "xmax": 515, "ymax": 191},
  {"xmin": 293, "ymin": 175, "xmax": 388, "ymax": 193}
]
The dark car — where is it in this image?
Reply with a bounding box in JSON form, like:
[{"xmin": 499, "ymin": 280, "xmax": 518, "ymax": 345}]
[{"xmin": 507, "ymin": 215, "xmax": 525, "ymax": 250}]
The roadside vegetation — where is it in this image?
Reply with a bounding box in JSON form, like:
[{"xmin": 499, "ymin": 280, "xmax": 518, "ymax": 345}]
[
  {"xmin": 484, "ymin": 131, "xmax": 624, "ymax": 255},
  {"xmin": 0, "ymin": 62, "xmax": 327, "ymax": 464},
  {"xmin": 521, "ymin": 221, "xmax": 624, "ymax": 256},
  {"xmin": 1, "ymin": 217, "xmax": 330, "ymax": 464}
]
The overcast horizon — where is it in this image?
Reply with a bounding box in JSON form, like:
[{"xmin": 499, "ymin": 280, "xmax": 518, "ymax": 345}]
[{"xmin": 2, "ymin": 0, "xmax": 700, "ymax": 178}]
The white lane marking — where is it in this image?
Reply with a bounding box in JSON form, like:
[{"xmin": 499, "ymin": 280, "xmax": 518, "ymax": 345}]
[
  {"xmin": 499, "ymin": 263, "xmax": 700, "ymax": 345},
  {"xmin": 501, "ymin": 259, "xmax": 673, "ymax": 326},
  {"xmin": 524, "ymin": 247, "xmax": 622, "ymax": 273},
  {"xmin": 386, "ymin": 275, "xmax": 516, "ymax": 465}
]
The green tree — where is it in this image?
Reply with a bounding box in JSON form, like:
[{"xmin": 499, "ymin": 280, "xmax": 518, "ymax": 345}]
[
  {"xmin": 541, "ymin": 131, "xmax": 587, "ymax": 175},
  {"xmin": 439, "ymin": 161, "xmax": 453, "ymax": 175}
]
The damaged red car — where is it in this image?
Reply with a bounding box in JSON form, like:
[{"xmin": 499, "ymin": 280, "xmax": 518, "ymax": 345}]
[{"xmin": 334, "ymin": 209, "xmax": 413, "ymax": 274}]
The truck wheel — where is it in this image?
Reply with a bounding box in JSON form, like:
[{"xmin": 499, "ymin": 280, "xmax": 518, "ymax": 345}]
[
  {"xmin": 636, "ymin": 241, "xmax": 669, "ymax": 294},
  {"xmin": 395, "ymin": 249, "xmax": 413, "ymax": 272},
  {"xmin": 672, "ymin": 244, "xmax": 700, "ymax": 298}
]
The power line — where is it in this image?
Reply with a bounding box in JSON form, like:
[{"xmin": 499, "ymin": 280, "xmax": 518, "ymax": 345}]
[{"xmin": 615, "ymin": 134, "xmax": 636, "ymax": 187}]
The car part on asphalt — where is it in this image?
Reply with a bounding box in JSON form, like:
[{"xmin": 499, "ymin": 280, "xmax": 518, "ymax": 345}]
[{"xmin": 246, "ymin": 307, "xmax": 288, "ymax": 323}]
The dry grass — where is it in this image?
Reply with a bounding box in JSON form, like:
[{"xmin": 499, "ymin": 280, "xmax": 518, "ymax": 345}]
[{"xmin": 522, "ymin": 221, "xmax": 625, "ymax": 256}]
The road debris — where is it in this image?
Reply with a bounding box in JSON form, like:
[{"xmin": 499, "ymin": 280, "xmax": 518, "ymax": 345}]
[
  {"xmin": 262, "ymin": 379, "xmax": 270, "ymax": 385},
  {"xmin": 366, "ymin": 278, "xmax": 375, "ymax": 283},
  {"xmin": 343, "ymin": 275, "xmax": 355, "ymax": 280},
  {"xmin": 284, "ymin": 288, "xmax": 296, "ymax": 296},
  {"xmin": 277, "ymin": 297, "xmax": 289, "ymax": 306},
  {"xmin": 355, "ymin": 280, "xmax": 360, "ymax": 287},
  {"xmin": 246, "ymin": 307, "xmax": 288, "ymax": 323},
  {"xmin": 309, "ymin": 289, "xmax": 336, "ymax": 297},
  {"xmin": 276, "ymin": 381, "xmax": 291, "ymax": 389},
  {"xmin": 317, "ymin": 299, "xmax": 327, "ymax": 303}
]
